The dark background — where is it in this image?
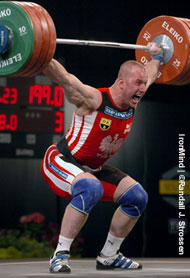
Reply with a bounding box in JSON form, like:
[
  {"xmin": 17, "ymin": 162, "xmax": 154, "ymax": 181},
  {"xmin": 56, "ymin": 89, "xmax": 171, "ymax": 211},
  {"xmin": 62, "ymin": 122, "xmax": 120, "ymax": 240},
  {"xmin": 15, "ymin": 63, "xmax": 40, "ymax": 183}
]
[
  {"xmin": 38, "ymin": 0, "xmax": 190, "ymax": 102},
  {"xmin": 0, "ymin": 0, "xmax": 190, "ymax": 258}
]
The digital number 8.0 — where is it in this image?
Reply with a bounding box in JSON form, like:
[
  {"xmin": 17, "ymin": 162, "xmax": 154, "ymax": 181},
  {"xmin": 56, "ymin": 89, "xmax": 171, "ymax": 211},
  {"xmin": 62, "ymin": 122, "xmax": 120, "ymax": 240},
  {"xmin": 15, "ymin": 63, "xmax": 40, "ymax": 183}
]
[{"xmin": 0, "ymin": 113, "xmax": 18, "ymax": 131}]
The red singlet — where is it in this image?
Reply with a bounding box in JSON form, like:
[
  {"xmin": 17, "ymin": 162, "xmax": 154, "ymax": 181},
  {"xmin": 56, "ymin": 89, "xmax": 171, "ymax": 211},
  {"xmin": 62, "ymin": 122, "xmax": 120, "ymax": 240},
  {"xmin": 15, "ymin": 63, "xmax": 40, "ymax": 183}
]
[{"xmin": 59, "ymin": 88, "xmax": 135, "ymax": 168}]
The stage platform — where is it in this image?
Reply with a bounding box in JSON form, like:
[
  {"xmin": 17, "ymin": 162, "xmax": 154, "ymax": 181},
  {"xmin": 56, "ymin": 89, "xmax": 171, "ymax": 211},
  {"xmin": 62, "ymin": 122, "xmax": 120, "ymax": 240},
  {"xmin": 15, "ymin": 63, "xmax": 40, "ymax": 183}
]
[{"xmin": 0, "ymin": 258, "xmax": 190, "ymax": 278}]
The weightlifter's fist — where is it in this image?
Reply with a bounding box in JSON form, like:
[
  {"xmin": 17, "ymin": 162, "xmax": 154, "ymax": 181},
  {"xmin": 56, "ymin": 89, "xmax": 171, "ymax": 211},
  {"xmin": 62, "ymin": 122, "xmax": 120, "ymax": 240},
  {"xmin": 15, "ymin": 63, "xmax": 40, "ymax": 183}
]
[{"xmin": 146, "ymin": 42, "xmax": 163, "ymax": 56}]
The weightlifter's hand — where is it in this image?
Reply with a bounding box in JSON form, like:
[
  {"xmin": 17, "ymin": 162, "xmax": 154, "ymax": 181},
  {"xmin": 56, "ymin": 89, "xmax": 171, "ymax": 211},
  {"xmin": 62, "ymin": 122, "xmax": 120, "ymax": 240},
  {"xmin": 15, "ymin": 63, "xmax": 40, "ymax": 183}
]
[{"xmin": 146, "ymin": 41, "xmax": 163, "ymax": 56}]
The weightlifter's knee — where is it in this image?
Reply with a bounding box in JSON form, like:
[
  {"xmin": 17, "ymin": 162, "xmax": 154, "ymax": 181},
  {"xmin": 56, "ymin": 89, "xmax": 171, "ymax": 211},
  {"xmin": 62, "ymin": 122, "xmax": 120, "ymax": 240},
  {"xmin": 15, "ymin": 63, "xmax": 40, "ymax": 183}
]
[
  {"xmin": 117, "ymin": 182, "xmax": 148, "ymax": 218},
  {"xmin": 70, "ymin": 178, "xmax": 104, "ymax": 215}
]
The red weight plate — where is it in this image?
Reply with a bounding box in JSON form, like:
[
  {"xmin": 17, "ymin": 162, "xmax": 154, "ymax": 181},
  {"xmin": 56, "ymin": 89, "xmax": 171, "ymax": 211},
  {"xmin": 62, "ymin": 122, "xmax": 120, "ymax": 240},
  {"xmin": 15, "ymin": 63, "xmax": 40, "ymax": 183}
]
[
  {"xmin": 20, "ymin": 2, "xmax": 52, "ymax": 76},
  {"xmin": 175, "ymin": 18, "xmax": 190, "ymax": 84},
  {"xmin": 32, "ymin": 3, "xmax": 56, "ymax": 74},
  {"xmin": 136, "ymin": 16, "xmax": 190, "ymax": 84},
  {"xmin": 169, "ymin": 18, "xmax": 190, "ymax": 85},
  {"xmin": 24, "ymin": 2, "xmax": 56, "ymax": 75},
  {"xmin": 168, "ymin": 17, "xmax": 190, "ymax": 85},
  {"xmin": 12, "ymin": 2, "xmax": 43, "ymax": 76},
  {"xmin": 183, "ymin": 19, "xmax": 190, "ymax": 84}
]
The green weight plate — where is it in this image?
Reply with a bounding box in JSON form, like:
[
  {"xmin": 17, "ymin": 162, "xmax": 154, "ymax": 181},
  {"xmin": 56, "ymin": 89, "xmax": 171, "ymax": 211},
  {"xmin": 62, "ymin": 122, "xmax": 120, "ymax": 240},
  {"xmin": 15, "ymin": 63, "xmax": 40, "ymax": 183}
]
[{"xmin": 0, "ymin": 1, "xmax": 35, "ymax": 76}]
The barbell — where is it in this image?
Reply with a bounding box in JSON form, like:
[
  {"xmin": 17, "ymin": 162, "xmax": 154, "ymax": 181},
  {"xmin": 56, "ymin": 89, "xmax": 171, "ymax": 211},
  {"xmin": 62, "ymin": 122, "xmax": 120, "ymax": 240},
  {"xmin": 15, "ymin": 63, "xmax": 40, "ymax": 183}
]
[{"xmin": 0, "ymin": 1, "xmax": 190, "ymax": 85}]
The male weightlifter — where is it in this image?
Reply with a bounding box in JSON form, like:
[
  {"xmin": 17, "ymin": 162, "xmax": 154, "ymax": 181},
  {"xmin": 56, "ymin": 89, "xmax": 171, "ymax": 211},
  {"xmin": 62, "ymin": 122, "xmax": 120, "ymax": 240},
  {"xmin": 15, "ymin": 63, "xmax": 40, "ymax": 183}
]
[{"xmin": 41, "ymin": 41, "xmax": 163, "ymax": 272}]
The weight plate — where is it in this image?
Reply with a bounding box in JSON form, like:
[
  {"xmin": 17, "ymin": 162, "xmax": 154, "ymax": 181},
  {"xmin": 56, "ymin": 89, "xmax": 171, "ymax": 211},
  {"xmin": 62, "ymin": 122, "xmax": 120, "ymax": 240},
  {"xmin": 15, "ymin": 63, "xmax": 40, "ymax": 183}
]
[
  {"xmin": 23, "ymin": 2, "xmax": 55, "ymax": 76},
  {"xmin": 13, "ymin": 2, "xmax": 45, "ymax": 76},
  {"xmin": 135, "ymin": 16, "xmax": 190, "ymax": 84},
  {"xmin": 27, "ymin": 2, "xmax": 56, "ymax": 75},
  {"xmin": 12, "ymin": 1, "xmax": 43, "ymax": 76},
  {"xmin": 170, "ymin": 18, "xmax": 190, "ymax": 85},
  {"xmin": 0, "ymin": 1, "xmax": 35, "ymax": 76},
  {"xmin": 173, "ymin": 18, "xmax": 190, "ymax": 85}
]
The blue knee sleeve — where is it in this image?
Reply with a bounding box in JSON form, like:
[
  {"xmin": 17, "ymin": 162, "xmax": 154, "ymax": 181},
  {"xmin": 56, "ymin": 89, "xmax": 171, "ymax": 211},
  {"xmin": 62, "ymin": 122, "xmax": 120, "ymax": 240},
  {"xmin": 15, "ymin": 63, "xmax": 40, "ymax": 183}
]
[
  {"xmin": 117, "ymin": 183, "xmax": 148, "ymax": 217},
  {"xmin": 70, "ymin": 178, "xmax": 103, "ymax": 215}
]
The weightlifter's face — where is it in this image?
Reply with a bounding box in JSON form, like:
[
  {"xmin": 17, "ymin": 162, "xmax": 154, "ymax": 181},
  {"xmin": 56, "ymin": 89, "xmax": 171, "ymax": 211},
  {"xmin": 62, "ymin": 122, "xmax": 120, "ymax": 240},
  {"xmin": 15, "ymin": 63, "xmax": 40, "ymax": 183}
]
[{"xmin": 120, "ymin": 66, "xmax": 148, "ymax": 109}]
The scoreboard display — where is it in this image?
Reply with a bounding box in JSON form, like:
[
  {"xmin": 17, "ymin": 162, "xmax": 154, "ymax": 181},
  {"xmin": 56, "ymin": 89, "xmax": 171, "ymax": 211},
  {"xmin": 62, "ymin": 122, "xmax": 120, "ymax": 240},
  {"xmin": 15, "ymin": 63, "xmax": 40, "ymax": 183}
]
[
  {"xmin": 0, "ymin": 76, "xmax": 64, "ymax": 158},
  {"xmin": 0, "ymin": 84, "xmax": 63, "ymax": 107}
]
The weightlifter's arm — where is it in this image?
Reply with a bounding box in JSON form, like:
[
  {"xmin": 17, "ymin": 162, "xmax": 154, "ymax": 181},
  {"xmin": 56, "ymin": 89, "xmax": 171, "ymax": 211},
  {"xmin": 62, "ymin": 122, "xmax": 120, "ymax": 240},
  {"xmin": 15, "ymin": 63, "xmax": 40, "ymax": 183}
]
[
  {"xmin": 144, "ymin": 59, "xmax": 160, "ymax": 89},
  {"xmin": 144, "ymin": 42, "xmax": 163, "ymax": 89},
  {"xmin": 43, "ymin": 59, "xmax": 101, "ymax": 110}
]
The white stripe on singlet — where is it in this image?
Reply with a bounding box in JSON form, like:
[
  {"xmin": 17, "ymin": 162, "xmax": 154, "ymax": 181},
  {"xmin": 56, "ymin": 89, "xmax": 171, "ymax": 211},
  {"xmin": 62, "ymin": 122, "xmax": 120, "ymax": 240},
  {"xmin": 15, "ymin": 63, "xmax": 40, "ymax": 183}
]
[
  {"xmin": 71, "ymin": 111, "xmax": 98, "ymax": 155},
  {"xmin": 54, "ymin": 155, "xmax": 83, "ymax": 177},
  {"xmin": 43, "ymin": 148, "xmax": 83, "ymax": 193},
  {"xmin": 65, "ymin": 113, "xmax": 75, "ymax": 140},
  {"xmin": 68, "ymin": 114, "xmax": 84, "ymax": 147}
]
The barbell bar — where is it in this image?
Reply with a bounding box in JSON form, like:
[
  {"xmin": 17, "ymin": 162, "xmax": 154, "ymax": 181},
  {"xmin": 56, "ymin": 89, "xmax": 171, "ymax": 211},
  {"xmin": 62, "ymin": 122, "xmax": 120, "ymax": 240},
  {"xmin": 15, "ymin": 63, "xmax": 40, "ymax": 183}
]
[
  {"xmin": 0, "ymin": 1, "xmax": 190, "ymax": 85},
  {"xmin": 56, "ymin": 38, "xmax": 150, "ymax": 51},
  {"xmin": 56, "ymin": 38, "xmax": 170, "ymax": 52}
]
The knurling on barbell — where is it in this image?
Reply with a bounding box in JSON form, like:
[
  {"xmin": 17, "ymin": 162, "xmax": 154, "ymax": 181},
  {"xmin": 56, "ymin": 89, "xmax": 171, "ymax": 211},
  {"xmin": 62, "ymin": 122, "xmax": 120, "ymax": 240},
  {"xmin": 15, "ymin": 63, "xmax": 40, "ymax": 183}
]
[{"xmin": 0, "ymin": 1, "xmax": 190, "ymax": 85}]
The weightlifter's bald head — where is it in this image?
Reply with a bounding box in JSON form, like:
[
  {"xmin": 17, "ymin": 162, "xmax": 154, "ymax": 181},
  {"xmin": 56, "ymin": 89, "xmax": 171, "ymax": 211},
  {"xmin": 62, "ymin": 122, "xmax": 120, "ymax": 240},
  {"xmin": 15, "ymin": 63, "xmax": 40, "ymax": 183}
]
[{"xmin": 117, "ymin": 60, "xmax": 146, "ymax": 79}]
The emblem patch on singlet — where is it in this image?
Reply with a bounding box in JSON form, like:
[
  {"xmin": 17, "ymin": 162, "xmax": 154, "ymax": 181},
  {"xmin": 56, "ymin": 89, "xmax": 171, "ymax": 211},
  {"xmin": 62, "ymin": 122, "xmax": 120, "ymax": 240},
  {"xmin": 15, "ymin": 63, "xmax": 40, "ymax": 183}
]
[
  {"xmin": 97, "ymin": 134, "xmax": 123, "ymax": 158},
  {"xmin": 100, "ymin": 118, "xmax": 112, "ymax": 130}
]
